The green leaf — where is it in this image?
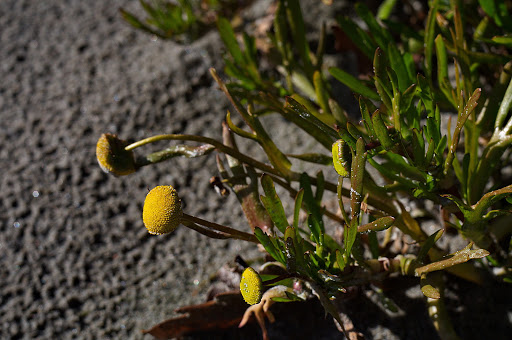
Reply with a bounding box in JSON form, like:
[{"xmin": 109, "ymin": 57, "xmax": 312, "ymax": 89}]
[
  {"xmin": 254, "ymin": 228, "xmax": 286, "ymax": 264},
  {"xmin": 368, "ymin": 231, "xmax": 379, "ymax": 258},
  {"xmin": 223, "ymin": 59, "xmax": 256, "ymax": 90},
  {"xmin": 120, "ymin": 8, "xmax": 159, "ymax": 36},
  {"xmin": 217, "ymin": 17, "xmax": 244, "ymax": 67},
  {"xmin": 323, "ymin": 234, "xmax": 343, "ymax": 254},
  {"xmin": 444, "ymin": 88, "xmax": 482, "ymax": 174},
  {"xmin": 315, "ymin": 171, "xmax": 325, "ymax": 202},
  {"xmin": 350, "ymin": 138, "xmax": 366, "ymax": 223},
  {"xmin": 420, "ymin": 274, "xmax": 441, "ymax": 299},
  {"xmin": 372, "ymin": 286, "xmax": 399, "ymax": 312},
  {"xmin": 336, "ymin": 125, "xmax": 357, "ymax": 150},
  {"xmin": 337, "ymin": 176, "xmax": 351, "ymax": 225},
  {"xmin": 425, "ymin": 116, "xmax": 441, "ymax": 147},
  {"xmin": 368, "ymin": 158, "xmax": 416, "ymax": 189},
  {"xmin": 242, "ymin": 32, "xmax": 258, "ymax": 70},
  {"xmin": 381, "ymin": 152, "xmax": 425, "ymax": 181},
  {"xmin": 357, "ymin": 216, "xmax": 395, "ymax": 233},
  {"xmin": 284, "ymin": 229, "xmax": 297, "ymax": 272},
  {"xmin": 377, "ymin": 0, "xmax": 398, "ymax": 20},
  {"xmin": 424, "ymin": 138, "xmax": 436, "ymax": 166},
  {"xmin": 417, "ymin": 229, "xmax": 444, "ymax": 263},
  {"xmin": 491, "ymin": 35, "xmax": 512, "ymax": 46},
  {"xmin": 355, "ymin": 3, "xmax": 394, "ymax": 50},
  {"xmin": 479, "ymin": 0, "xmax": 499, "ymax": 23},
  {"xmin": 271, "ymin": 291, "xmax": 303, "ymax": 303},
  {"xmin": 343, "ymin": 221, "xmax": 358, "ymax": 265},
  {"xmin": 415, "ymin": 243, "xmax": 490, "ymax": 276},
  {"xmin": 336, "ymin": 16, "xmax": 376, "ymax": 59},
  {"xmin": 226, "ymin": 111, "xmax": 257, "ymax": 141},
  {"xmin": 387, "ymin": 42, "xmax": 411, "ymax": 92},
  {"xmin": 306, "ymin": 250, "xmax": 323, "ymax": 271},
  {"xmin": 290, "ymin": 94, "xmax": 337, "ymax": 126},
  {"xmin": 306, "ymin": 211, "xmax": 323, "ymax": 247},
  {"xmin": 347, "ymin": 122, "xmax": 363, "ymax": 141},
  {"xmin": 479, "ymin": 0, "xmax": 512, "ymax": 29},
  {"xmin": 434, "ymin": 135, "xmax": 447, "ymax": 164},
  {"xmin": 401, "ymin": 84, "xmax": 418, "ymax": 115},
  {"xmin": 260, "ymin": 174, "xmax": 289, "ymax": 234},
  {"xmin": 329, "ymin": 67, "xmax": 380, "ymax": 100},
  {"xmin": 284, "ymin": 0, "xmax": 313, "ymax": 76},
  {"xmin": 336, "ymin": 249, "xmax": 346, "ymax": 271},
  {"xmin": 300, "ymin": 173, "xmax": 324, "ymax": 245},
  {"xmin": 371, "ymin": 110, "xmax": 394, "ymax": 150},
  {"xmin": 359, "ymin": 98, "xmax": 376, "ymax": 139},
  {"xmin": 472, "ymin": 184, "xmax": 512, "ymax": 219},
  {"xmin": 411, "ymin": 128, "xmax": 425, "ymax": 166},
  {"xmin": 283, "ymin": 97, "xmax": 338, "ymax": 149},
  {"xmin": 329, "ymin": 98, "xmax": 348, "ymax": 126},
  {"xmin": 435, "ymin": 35, "xmax": 455, "ymax": 106},
  {"xmin": 293, "ymin": 189, "xmax": 304, "ymax": 229},
  {"xmin": 424, "ymin": 0, "xmax": 440, "ymax": 80},
  {"xmin": 495, "ymin": 77, "xmax": 512, "ymax": 130},
  {"xmin": 274, "ymin": 0, "xmax": 290, "ymax": 64},
  {"xmin": 373, "ymin": 48, "xmax": 393, "ymax": 110},
  {"xmin": 313, "ymin": 71, "xmax": 330, "ymax": 114}
]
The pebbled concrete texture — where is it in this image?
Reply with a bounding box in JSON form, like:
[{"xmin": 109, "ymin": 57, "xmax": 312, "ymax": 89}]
[
  {"xmin": 1, "ymin": 1, "xmax": 511, "ymax": 339},
  {"xmin": 1, "ymin": 1, "xmax": 253, "ymax": 338}
]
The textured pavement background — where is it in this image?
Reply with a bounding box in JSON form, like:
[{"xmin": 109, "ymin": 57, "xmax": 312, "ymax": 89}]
[{"xmin": 1, "ymin": 1, "xmax": 511, "ymax": 339}]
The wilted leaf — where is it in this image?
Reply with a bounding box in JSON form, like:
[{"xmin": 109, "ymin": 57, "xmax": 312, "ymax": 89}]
[{"xmin": 142, "ymin": 291, "xmax": 247, "ymax": 339}]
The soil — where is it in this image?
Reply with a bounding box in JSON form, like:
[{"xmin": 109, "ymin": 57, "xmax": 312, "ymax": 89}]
[{"xmin": 1, "ymin": 0, "xmax": 511, "ymax": 339}]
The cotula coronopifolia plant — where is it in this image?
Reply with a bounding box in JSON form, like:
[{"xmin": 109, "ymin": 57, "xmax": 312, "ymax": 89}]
[{"xmin": 97, "ymin": 0, "xmax": 512, "ymax": 338}]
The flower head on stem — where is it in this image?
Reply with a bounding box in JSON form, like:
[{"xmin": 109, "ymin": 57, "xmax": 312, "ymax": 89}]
[
  {"xmin": 142, "ymin": 185, "xmax": 259, "ymax": 243},
  {"xmin": 96, "ymin": 133, "xmax": 136, "ymax": 176}
]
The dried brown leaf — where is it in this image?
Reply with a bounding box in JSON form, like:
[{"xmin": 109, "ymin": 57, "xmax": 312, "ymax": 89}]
[{"xmin": 141, "ymin": 291, "xmax": 247, "ymax": 339}]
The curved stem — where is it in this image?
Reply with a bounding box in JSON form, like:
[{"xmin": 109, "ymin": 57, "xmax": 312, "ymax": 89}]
[
  {"xmin": 126, "ymin": 134, "xmax": 283, "ymax": 178},
  {"xmin": 181, "ymin": 220, "xmax": 231, "ymax": 240},
  {"xmin": 426, "ymin": 273, "xmax": 460, "ymax": 340},
  {"xmin": 182, "ymin": 213, "xmax": 259, "ymax": 243}
]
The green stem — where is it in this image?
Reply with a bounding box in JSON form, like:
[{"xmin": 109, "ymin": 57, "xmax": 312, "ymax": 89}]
[
  {"xmin": 471, "ymin": 135, "xmax": 512, "ymax": 200},
  {"xmin": 181, "ymin": 220, "xmax": 231, "ymax": 240},
  {"xmin": 182, "ymin": 213, "xmax": 259, "ymax": 243},
  {"xmin": 125, "ymin": 134, "xmax": 283, "ymax": 178},
  {"xmin": 426, "ymin": 273, "xmax": 460, "ymax": 340},
  {"xmin": 494, "ymin": 77, "xmax": 512, "ymax": 133}
]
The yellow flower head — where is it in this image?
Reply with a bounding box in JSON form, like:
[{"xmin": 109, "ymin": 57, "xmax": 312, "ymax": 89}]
[
  {"xmin": 143, "ymin": 185, "xmax": 183, "ymax": 235},
  {"xmin": 240, "ymin": 267, "xmax": 263, "ymax": 305},
  {"xmin": 96, "ymin": 133, "xmax": 136, "ymax": 176}
]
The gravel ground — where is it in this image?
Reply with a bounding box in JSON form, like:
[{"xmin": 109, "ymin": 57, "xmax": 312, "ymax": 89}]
[
  {"xmin": 1, "ymin": 1, "xmax": 511, "ymax": 339},
  {"xmin": 1, "ymin": 1, "xmax": 251, "ymax": 338}
]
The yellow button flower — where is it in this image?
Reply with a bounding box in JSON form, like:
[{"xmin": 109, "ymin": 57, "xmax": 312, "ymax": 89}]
[
  {"xmin": 240, "ymin": 267, "xmax": 263, "ymax": 305},
  {"xmin": 143, "ymin": 186, "xmax": 183, "ymax": 235},
  {"xmin": 96, "ymin": 133, "xmax": 136, "ymax": 176}
]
